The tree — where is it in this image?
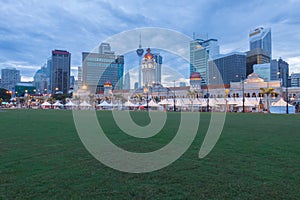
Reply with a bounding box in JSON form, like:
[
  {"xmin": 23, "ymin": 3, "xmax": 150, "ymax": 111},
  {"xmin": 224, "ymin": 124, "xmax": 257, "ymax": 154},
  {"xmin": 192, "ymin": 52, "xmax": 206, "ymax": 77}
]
[
  {"xmin": 0, "ymin": 88, "xmax": 10, "ymax": 101},
  {"xmin": 260, "ymin": 87, "xmax": 278, "ymax": 112}
]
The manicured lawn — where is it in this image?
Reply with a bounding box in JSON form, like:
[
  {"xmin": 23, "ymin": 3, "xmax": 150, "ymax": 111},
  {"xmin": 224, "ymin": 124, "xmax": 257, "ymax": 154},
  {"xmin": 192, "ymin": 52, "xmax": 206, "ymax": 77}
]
[{"xmin": 0, "ymin": 110, "xmax": 300, "ymax": 199}]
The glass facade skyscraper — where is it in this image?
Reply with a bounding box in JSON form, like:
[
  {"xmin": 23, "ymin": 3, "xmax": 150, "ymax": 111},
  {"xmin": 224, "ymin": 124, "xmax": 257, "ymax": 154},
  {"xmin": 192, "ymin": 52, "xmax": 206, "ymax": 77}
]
[
  {"xmin": 249, "ymin": 27, "xmax": 272, "ymax": 57},
  {"xmin": 50, "ymin": 50, "xmax": 71, "ymax": 94},
  {"xmin": 208, "ymin": 52, "xmax": 246, "ymax": 85},
  {"xmin": 153, "ymin": 53, "xmax": 162, "ymax": 84},
  {"xmin": 247, "ymin": 27, "xmax": 272, "ymax": 76},
  {"xmin": 82, "ymin": 43, "xmax": 124, "ymax": 93},
  {"xmin": 190, "ymin": 38, "xmax": 219, "ymax": 85}
]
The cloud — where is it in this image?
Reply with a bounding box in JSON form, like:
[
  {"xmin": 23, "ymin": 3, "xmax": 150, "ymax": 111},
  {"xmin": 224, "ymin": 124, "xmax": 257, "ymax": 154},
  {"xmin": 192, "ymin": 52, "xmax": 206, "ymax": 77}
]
[{"xmin": 1, "ymin": 0, "xmax": 300, "ymax": 81}]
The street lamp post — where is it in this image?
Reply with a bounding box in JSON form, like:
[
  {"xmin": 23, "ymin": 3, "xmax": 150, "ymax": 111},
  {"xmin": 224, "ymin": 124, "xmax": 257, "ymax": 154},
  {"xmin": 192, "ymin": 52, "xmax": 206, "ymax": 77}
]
[
  {"xmin": 143, "ymin": 86, "xmax": 149, "ymax": 111},
  {"xmin": 206, "ymin": 85, "xmax": 209, "ymax": 112},
  {"xmin": 173, "ymin": 80, "xmax": 176, "ymax": 112},
  {"xmin": 286, "ymin": 70, "xmax": 289, "ymax": 114},
  {"xmin": 242, "ymin": 76, "xmax": 245, "ymax": 113}
]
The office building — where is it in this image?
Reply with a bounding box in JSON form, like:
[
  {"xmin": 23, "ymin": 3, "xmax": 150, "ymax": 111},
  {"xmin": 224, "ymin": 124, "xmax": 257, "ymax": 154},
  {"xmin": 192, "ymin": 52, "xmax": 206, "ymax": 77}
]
[
  {"xmin": 50, "ymin": 50, "xmax": 71, "ymax": 94},
  {"xmin": 153, "ymin": 53, "xmax": 162, "ymax": 84},
  {"xmin": 291, "ymin": 73, "xmax": 300, "ymax": 87},
  {"xmin": 277, "ymin": 58, "xmax": 289, "ymax": 87},
  {"xmin": 249, "ymin": 27, "xmax": 272, "ymax": 57},
  {"xmin": 253, "ymin": 63, "xmax": 269, "ymax": 82},
  {"xmin": 123, "ymin": 72, "xmax": 131, "ymax": 90},
  {"xmin": 246, "ymin": 27, "xmax": 272, "ymax": 76},
  {"xmin": 190, "ymin": 38, "xmax": 220, "ymax": 85},
  {"xmin": 246, "ymin": 48, "xmax": 270, "ymax": 76},
  {"xmin": 33, "ymin": 65, "xmax": 48, "ymax": 94},
  {"xmin": 15, "ymin": 82, "xmax": 36, "ymax": 96},
  {"xmin": 208, "ymin": 52, "xmax": 246, "ymax": 85},
  {"xmin": 77, "ymin": 66, "xmax": 82, "ymax": 88},
  {"xmin": 70, "ymin": 76, "xmax": 75, "ymax": 89},
  {"xmin": 1, "ymin": 67, "xmax": 21, "ymax": 91},
  {"xmin": 82, "ymin": 43, "xmax": 124, "ymax": 93}
]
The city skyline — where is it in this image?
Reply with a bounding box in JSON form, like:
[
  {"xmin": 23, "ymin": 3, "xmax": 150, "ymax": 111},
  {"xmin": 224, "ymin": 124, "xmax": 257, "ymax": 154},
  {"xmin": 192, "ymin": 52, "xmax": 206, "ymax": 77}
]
[{"xmin": 0, "ymin": 0, "xmax": 300, "ymax": 81}]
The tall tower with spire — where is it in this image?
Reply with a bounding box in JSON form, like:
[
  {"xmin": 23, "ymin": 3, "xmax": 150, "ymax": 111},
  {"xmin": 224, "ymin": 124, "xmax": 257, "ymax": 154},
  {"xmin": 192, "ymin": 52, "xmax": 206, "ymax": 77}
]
[
  {"xmin": 136, "ymin": 33, "xmax": 144, "ymax": 88},
  {"xmin": 142, "ymin": 48, "xmax": 156, "ymax": 86}
]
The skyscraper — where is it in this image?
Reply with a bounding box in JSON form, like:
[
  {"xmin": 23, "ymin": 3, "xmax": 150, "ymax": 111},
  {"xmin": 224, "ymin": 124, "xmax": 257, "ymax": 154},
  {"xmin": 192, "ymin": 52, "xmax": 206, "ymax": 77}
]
[
  {"xmin": 190, "ymin": 38, "xmax": 220, "ymax": 85},
  {"xmin": 1, "ymin": 67, "xmax": 21, "ymax": 91},
  {"xmin": 82, "ymin": 43, "xmax": 124, "ymax": 93},
  {"xmin": 246, "ymin": 27, "xmax": 272, "ymax": 76},
  {"xmin": 277, "ymin": 58, "xmax": 289, "ymax": 87},
  {"xmin": 33, "ymin": 65, "xmax": 48, "ymax": 93},
  {"xmin": 77, "ymin": 66, "xmax": 82, "ymax": 88},
  {"xmin": 50, "ymin": 50, "xmax": 71, "ymax": 94},
  {"xmin": 123, "ymin": 72, "xmax": 131, "ymax": 90},
  {"xmin": 153, "ymin": 53, "xmax": 162, "ymax": 83},
  {"xmin": 291, "ymin": 73, "xmax": 300, "ymax": 87},
  {"xmin": 208, "ymin": 52, "xmax": 246, "ymax": 85},
  {"xmin": 249, "ymin": 27, "xmax": 272, "ymax": 57}
]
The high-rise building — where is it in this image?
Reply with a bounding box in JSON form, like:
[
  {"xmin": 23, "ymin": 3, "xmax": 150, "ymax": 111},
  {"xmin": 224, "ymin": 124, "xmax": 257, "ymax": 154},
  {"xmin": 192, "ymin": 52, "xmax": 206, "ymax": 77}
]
[
  {"xmin": 77, "ymin": 66, "xmax": 82, "ymax": 88},
  {"xmin": 99, "ymin": 43, "xmax": 114, "ymax": 55},
  {"xmin": 190, "ymin": 38, "xmax": 220, "ymax": 85},
  {"xmin": 82, "ymin": 43, "xmax": 124, "ymax": 93},
  {"xmin": 246, "ymin": 27, "xmax": 272, "ymax": 76},
  {"xmin": 277, "ymin": 58, "xmax": 289, "ymax": 87},
  {"xmin": 153, "ymin": 53, "xmax": 162, "ymax": 83},
  {"xmin": 70, "ymin": 76, "xmax": 75, "ymax": 89},
  {"xmin": 291, "ymin": 73, "xmax": 300, "ymax": 87},
  {"xmin": 246, "ymin": 48, "xmax": 270, "ymax": 76},
  {"xmin": 253, "ymin": 63, "xmax": 271, "ymax": 81},
  {"xmin": 46, "ymin": 57, "xmax": 52, "ymax": 92},
  {"xmin": 270, "ymin": 59, "xmax": 279, "ymax": 81},
  {"xmin": 123, "ymin": 72, "xmax": 131, "ymax": 90},
  {"xmin": 1, "ymin": 67, "xmax": 21, "ymax": 91},
  {"xmin": 33, "ymin": 65, "xmax": 48, "ymax": 94},
  {"xmin": 249, "ymin": 27, "xmax": 272, "ymax": 57},
  {"xmin": 50, "ymin": 50, "xmax": 71, "ymax": 94},
  {"xmin": 208, "ymin": 52, "xmax": 246, "ymax": 85}
]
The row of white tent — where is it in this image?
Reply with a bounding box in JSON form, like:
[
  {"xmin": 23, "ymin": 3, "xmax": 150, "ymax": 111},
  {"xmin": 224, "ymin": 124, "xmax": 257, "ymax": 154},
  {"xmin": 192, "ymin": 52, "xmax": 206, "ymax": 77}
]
[{"xmin": 40, "ymin": 98, "xmax": 295, "ymax": 113}]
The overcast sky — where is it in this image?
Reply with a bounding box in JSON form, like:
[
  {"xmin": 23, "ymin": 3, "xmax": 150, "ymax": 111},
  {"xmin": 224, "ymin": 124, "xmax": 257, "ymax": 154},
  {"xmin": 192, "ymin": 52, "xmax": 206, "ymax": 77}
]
[{"xmin": 1, "ymin": 0, "xmax": 300, "ymax": 82}]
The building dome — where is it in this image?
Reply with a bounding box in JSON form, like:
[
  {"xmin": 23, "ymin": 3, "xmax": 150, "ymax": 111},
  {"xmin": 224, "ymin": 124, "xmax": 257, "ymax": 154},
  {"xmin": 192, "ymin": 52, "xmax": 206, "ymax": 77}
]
[
  {"xmin": 144, "ymin": 48, "xmax": 154, "ymax": 59},
  {"xmin": 190, "ymin": 72, "xmax": 201, "ymax": 80},
  {"xmin": 104, "ymin": 80, "xmax": 112, "ymax": 86}
]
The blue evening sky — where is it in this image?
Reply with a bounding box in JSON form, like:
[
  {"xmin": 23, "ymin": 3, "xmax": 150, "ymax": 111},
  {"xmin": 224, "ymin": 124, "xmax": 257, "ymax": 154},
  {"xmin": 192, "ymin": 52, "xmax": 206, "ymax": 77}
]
[{"xmin": 0, "ymin": 0, "xmax": 300, "ymax": 82}]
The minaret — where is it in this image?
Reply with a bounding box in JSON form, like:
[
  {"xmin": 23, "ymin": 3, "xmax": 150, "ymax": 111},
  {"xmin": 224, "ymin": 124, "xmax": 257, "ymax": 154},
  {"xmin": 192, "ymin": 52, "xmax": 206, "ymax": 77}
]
[{"xmin": 136, "ymin": 33, "xmax": 144, "ymax": 88}]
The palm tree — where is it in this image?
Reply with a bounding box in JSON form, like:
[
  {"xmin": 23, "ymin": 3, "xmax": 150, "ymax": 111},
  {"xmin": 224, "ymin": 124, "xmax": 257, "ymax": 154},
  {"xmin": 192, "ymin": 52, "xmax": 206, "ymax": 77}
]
[
  {"xmin": 260, "ymin": 87, "xmax": 278, "ymax": 112},
  {"xmin": 186, "ymin": 90, "xmax": 192, "ymax": 98}
]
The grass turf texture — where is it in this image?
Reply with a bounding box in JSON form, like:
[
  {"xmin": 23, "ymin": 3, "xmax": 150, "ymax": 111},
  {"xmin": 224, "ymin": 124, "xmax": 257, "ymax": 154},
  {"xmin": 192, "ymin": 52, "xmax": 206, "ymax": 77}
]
[{"xmin": 0, "ymin": 110, "xmax": 300, "ymax": 199}]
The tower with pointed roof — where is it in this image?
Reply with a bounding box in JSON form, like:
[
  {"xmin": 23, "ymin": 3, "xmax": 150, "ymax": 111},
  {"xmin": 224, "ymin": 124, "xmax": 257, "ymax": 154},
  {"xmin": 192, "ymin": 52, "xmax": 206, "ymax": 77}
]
[{"xmin": 142, "ymin": 48, "xmax": 156, "ymax": 86}]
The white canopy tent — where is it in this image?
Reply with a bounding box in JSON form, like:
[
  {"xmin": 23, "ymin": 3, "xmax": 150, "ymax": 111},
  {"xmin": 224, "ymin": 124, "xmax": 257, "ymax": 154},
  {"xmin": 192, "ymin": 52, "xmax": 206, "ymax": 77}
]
[
  {"xmin": 270, "ymin": 98, "xmax": 295, "ymax": 114},
  {"xmin": 124, "ymin": 101, "xmax": 139, "ymax": 107},
  {"xmin": 79, "ymin": 101, "xmax": 92, "ymax": 110},
  {"xmin": 65, "ymin": 101, "xmax": 77, "ymax": 109},
  {"xmin": 53, "ymin": 101, "xmax": 63, "ymax": 108},
  {"xmin": 41, "ymin": 101, "xmax": 51, "ymax": 109}
]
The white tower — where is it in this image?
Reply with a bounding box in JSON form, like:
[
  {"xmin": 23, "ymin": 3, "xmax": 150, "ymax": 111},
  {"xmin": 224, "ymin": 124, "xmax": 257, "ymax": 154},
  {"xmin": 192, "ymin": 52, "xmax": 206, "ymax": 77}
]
[{"xmin": 142, "ymin": 48, "xmax": 156, "ymax": 86}]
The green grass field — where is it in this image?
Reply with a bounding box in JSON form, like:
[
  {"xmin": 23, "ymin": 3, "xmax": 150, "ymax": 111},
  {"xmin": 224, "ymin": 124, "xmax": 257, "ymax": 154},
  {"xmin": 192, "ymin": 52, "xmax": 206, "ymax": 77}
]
[{"xmin": 1, "ymin": 110, "xmax": 300, "ymax": 199}]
